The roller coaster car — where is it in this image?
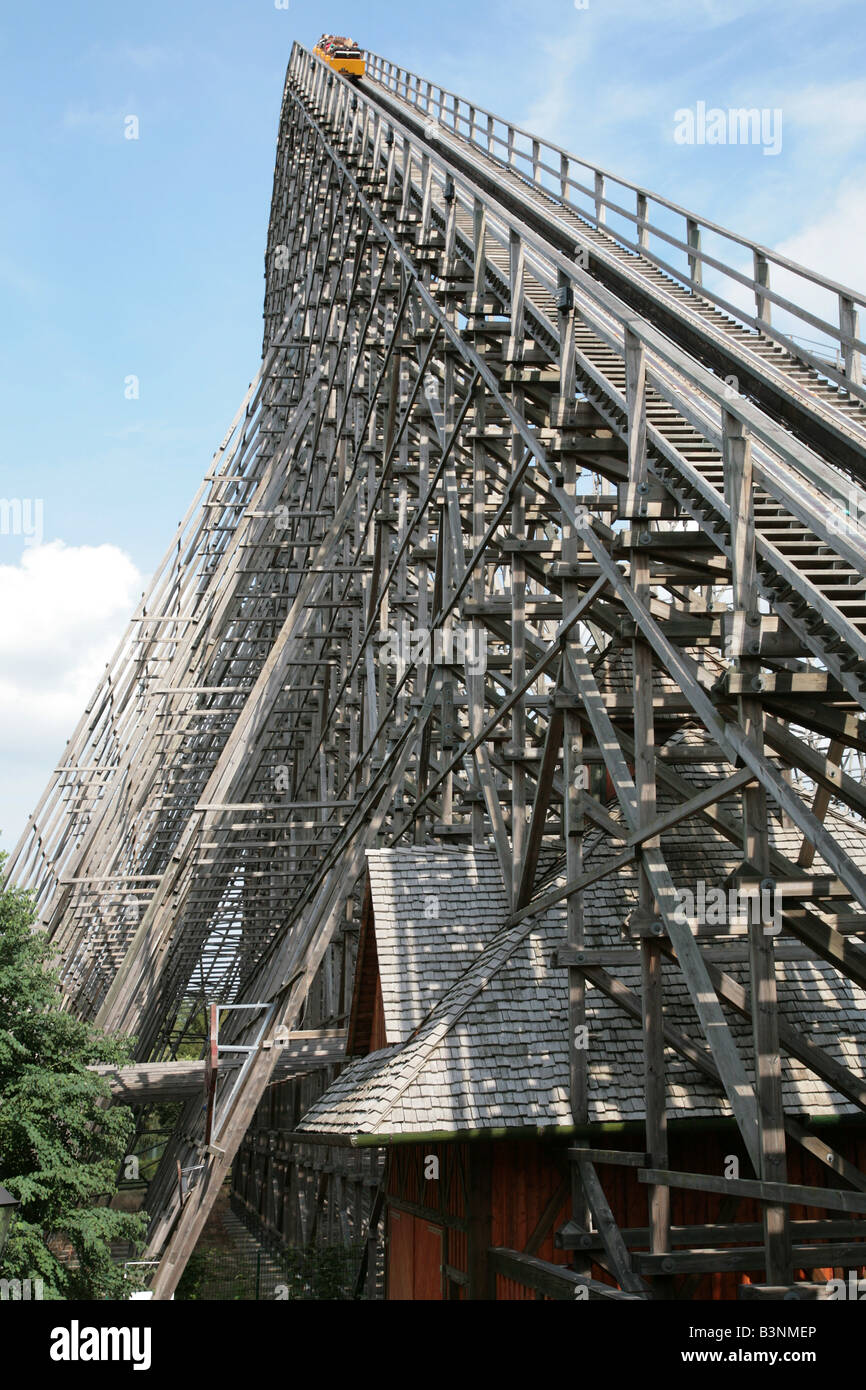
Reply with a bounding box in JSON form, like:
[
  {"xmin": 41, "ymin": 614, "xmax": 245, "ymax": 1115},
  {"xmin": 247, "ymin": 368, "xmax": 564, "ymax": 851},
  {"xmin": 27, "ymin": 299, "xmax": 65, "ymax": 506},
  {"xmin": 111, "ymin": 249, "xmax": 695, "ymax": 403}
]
[{"xmin": 314, "ymin": 35, "xmax": 366, "ymax": 81}]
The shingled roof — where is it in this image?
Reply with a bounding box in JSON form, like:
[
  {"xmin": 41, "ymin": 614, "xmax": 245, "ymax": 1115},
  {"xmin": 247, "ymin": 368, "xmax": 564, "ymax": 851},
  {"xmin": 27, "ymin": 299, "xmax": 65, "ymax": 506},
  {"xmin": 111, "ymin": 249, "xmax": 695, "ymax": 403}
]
[{"xmin": 298, "ymin": 734, "xmax": 866, "ymax": 1141}]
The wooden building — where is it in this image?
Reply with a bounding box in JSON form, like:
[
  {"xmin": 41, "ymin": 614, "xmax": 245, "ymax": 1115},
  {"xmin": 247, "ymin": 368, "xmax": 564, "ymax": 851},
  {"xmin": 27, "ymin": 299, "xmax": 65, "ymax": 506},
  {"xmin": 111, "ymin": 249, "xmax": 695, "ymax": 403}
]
[{"xmin": 236, "ymin": 723, "xmax": 866, "ymax": 1297}]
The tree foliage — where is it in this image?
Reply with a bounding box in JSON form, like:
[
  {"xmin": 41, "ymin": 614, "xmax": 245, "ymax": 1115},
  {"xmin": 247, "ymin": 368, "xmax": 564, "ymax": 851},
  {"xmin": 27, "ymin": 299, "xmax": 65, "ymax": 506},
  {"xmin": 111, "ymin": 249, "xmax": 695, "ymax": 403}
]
[{"xmin": 0, "ymin": 856, "xmax": 146, "ymax": 1298}]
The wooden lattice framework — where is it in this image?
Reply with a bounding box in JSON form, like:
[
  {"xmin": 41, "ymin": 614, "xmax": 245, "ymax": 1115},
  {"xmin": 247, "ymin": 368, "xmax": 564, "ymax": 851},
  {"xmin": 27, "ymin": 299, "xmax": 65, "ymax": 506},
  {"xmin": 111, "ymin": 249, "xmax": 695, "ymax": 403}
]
[{"xmin": 7, "ymin": 41, "xmax": 866, "ymax": 1299}]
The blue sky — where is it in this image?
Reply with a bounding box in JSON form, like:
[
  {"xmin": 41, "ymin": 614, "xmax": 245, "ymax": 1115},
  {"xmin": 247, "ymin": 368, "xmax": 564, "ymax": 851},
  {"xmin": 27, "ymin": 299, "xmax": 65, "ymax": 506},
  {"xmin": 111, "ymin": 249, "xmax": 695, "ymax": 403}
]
[{"xmin": 1, "ymin": 0, "xmax": 865, "ymax": 852}]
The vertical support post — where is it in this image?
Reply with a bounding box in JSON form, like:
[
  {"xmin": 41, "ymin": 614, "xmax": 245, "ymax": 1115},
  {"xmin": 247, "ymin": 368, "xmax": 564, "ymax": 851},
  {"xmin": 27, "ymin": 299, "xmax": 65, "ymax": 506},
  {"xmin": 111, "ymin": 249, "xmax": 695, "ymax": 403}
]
[
  {"xmin": 509, "ymin": 230, "xmax": 526, "ymax": 362},
  {"xmin": 399, "ymin": 142, "xmax": 413, "ymax": 221},
  {"xmin": 723, "ymin": 409, "xmax": 791, "ymax": 1286},
  {"xmin": 594, "ymin": 171, "xmax": 606, "ymax": 227},
  {"xmin": 471, "ymin": 384, "xmax": 488, "ymax": 850},
  {"xmin": 798, "ymin": 740, "xmax": 845, "ymax": 869},
  {"xmin": 561, "ymin": 425, "xmax": 591, "ymax": 1273},
  {"xmin": 839, "ymin": 296, "xmax": 863, "ymax": 386},
  {"xmin": 510, "ymin": 465, "xmax": 527, "ymax": 904},
  {"xmin": 636, "ymin": 192, "xmax": 649, "ymax": 251},
  {"xmin": 420, "ymin": 152, "xmax": 433, "ymax": 242},
  {"xmin": 384, "ymin": 126, "xmax": 398, "ymax": 203},
  {"xmin": 563, "ymin": 693, "xmax": 586, "ymax": 1127},
  {"xmin": 204, "ymin": 1002, "xmax": 218, "ymax": 1147},
  {"xmin": 473, "ymin": 197, "xmax": 487, "ymax": 301},
  {"xmin": 557, "ymin": 270, "xmax": 577, "ymax": 405},
  {"xmin": 686, "ymin": 218, "xmax": 702, "ymax": 286},
  {"xmin": 326, "ymin": 74, "xmax": 339, "ymax": 126},
  {"xmin": 625, "ymin": 328, "xmax": 670, "ymax": 1286},
  {"xmin": 467, "ymin": 1143, "xmax": 493, "ymax": 1299},
  {"xmin": 754, "ymin": 252, "xmax": 772, "ymax": 326},
  {"xmin": 414, "ymin": 432, "xmax": 432, "ymax": 847}
]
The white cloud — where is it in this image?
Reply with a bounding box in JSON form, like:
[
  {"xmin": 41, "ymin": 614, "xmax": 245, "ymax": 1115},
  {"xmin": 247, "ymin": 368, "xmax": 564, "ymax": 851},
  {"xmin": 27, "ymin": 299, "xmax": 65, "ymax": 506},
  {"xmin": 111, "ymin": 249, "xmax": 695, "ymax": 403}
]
[
  {"xmin": 751, "ymin": 178, "xmax": 866, "ymax": 351},
  {"xmin": 0, "ymin": 541, "xmax": 145, "ymax": 848},
  {"xmin": 774, "ymin": 177, "xmax": 866, "ymax": 295}
]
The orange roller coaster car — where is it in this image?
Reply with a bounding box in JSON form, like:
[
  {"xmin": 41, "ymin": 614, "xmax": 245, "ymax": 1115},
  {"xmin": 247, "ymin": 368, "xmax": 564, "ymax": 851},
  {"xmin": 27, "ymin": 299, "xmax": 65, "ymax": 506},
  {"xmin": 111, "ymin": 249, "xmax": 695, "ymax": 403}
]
[{"xmin": 313, "ymin": 35, "xmax": 366, "ymax": 81}]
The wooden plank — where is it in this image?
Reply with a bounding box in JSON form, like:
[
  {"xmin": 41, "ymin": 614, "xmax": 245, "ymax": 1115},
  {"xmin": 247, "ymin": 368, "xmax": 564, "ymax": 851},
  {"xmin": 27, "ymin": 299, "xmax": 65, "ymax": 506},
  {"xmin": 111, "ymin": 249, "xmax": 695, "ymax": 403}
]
[
  {"xmin": 575, "ymin": 1156, "xmax": 650, "ymax": 1295},
  {"xmin": 639, "ymin": 1168, "xmax": 866, "ymax": 1214},
  {"xmin": 557, "ymin": 1217, "xmax": 866, "ymax": 1251},
  {"xmin": 488, "ymin": 1248, "xmax": 645, "ymax": 1301},
  {"xmin": 635, "ymin": 1242, "xmax": 866, "ymax": 1275},
  {"xmin": 624, "ymin": 768, "xmax": 755, "ymax": 847},
  {"xmin": 739, "ymin": 1283, "xmax": 838, "ymax": 1301},
  {"xmin": 568, "ymin": 1148, "xmax": 650, "ymax": 1168},
  {"xmin": 467, "ymin": 1142, "xmax": 494, "ymax": 1300},
  {"xmin": 515, "ymin": 707, "xmax": 563, "ymax": 908},
  {"xmin": 473, "ymin": 743, "xmax": 513, "ymax": 906}
]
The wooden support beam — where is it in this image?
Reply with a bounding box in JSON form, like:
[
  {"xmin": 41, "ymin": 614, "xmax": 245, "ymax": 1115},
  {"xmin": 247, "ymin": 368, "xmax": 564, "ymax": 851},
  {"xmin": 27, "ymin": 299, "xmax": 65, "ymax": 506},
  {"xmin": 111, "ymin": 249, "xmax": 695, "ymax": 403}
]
[
  {"xmin": 639, "ymin": 1168, "xmax": 866, "ymax": 1214},
  {"xmin": 515, "ymin": 707, "xmax": 563, "ymax": 908},
  {"xmin": 660, "ymin": 941, "xmax": 866, "ymax": 1115},
  {"xmin": 573, "ymin": 1154, "xmax": 651, "ymax": 1295},
  {"xmin": 488, "ymin": 1248, "xmax": 645, "ymax": 1301},
  {"xmin": 565, "ymin": 644, "xmax": 763, "ymax": 1173},
  {"xmin": 635, "ymin": 1242, "xmax": 866, "ymax": 1275},
  {"xmin": 468, "ymin": 1142, "xmax": 494, "ymax": 1299}
]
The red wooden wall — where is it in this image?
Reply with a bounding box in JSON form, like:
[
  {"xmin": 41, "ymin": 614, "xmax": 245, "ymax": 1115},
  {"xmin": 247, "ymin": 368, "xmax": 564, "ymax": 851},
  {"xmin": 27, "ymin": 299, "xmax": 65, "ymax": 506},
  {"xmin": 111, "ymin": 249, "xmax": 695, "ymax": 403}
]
[{"xmin": 384, "ymin": 1129, "xmax": 866, "ymax": 1300}]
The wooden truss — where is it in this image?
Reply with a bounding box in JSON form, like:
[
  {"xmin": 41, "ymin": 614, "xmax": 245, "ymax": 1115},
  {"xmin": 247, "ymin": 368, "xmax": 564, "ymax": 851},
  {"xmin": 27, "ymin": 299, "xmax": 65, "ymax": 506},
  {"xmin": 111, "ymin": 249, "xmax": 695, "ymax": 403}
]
[{"xmin": 6, "ymin": 41, "xmax": 866, "ymax": 1298}]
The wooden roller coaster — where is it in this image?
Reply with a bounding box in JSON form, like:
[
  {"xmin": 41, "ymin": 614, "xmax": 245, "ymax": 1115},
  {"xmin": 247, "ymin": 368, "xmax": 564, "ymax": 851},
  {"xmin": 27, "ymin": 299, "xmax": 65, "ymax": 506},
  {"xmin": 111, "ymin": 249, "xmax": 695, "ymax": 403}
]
[{"xmin": 7, "ymin": 39, "xmax": 866, "ymax": 1300}]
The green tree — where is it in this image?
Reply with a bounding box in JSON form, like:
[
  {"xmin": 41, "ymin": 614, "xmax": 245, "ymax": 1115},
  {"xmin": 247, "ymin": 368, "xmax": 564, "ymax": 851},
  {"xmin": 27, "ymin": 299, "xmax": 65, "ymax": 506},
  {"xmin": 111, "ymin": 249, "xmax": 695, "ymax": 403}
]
[{"xmin": 0, "ymin": 855, "xmax": 147, "ymax": 1298}]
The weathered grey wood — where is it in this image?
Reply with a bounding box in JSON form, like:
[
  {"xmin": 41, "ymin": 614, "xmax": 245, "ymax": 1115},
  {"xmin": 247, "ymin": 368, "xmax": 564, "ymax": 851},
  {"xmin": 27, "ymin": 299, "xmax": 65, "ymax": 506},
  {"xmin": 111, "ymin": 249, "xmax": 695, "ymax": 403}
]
[
  {"xmin": 515, "ymin": 708, "xmax": 563, "ymax": 908},
  {"xmin": 738, "ymin": 1282, "xmax": 838, "ymax": 1300},
  {"xmin": 488, "ymin": 1248, "xmax": 645, "ymax": 1301},
  {"xmin": 568, "ymin": 1148, "xmax": 650, "ymax": 1168},
  {"xmin": 559, "ymin": 1217, "xmax": 866, "ymax": 1251},
  {"xmin": 93, "ymin": 1031, "xmax": 347, "ymax": 1101},
  {"xmin": 639, "ymin": 1168, "xmax": 866, "ymax": 1214},
  {"xmin": 468, "ymin": 1142, "xmax": 494, "ymax": 1300},
  {"xmin": 636, "ymin": 1242, "xmax": 866, "ymax": 1275},
  {"xmin": 566, "ymin": 644, "xmax": 763, "ymax": 1173},
  {"xmin": 665, "ymin": 944, "xmax": 866, "ymax": 1115},
  {"xmin": 625, "ymin": 325, "xmax": 670, "ymax": 1284},
  {"xmin": 10, "ymin": 36, "xmax": 866, "ymax": 1304},
  {"xmin": 574, "ymin": 1155, "xmax": 650, "ymax": 1295},
  {"xmin": 724, "ymin": 408, "xmax": 791, "ymax": 1285}
]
